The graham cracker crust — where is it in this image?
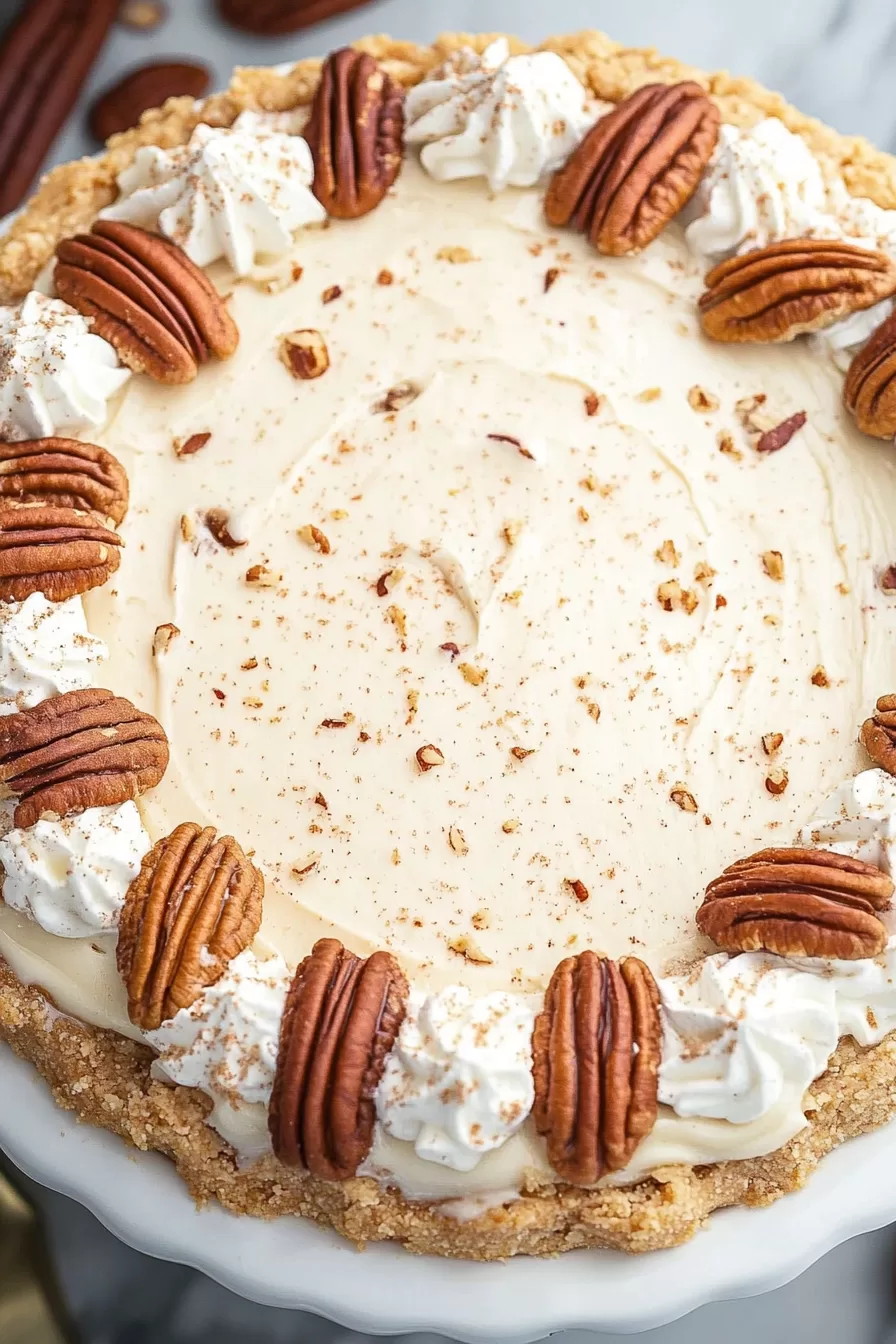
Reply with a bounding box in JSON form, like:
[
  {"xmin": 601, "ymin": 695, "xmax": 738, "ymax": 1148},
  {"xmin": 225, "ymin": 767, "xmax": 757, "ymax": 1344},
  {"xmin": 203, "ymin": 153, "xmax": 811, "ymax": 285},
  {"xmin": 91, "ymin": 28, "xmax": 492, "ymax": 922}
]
[{"xmin": 1, "ymin": 29, "xmax": 896, "ymax": 1259}]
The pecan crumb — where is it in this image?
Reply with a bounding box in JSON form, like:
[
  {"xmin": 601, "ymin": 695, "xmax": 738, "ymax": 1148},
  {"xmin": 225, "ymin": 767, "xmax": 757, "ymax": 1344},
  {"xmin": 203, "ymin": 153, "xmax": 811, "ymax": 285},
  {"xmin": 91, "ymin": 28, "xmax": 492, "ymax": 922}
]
[
  {"xmin": 487, "ymin": 432, "xmax": 533, "ymax": 460},
  {"xmin": 320, "ymin": 718, "xmax": 348, "ymax": 728},
  {"xmin": 636, "ymin": 387, "xmax": 662, "ymax": 403},
  {"xmin": 687, "ymin": 385, "xmax": 719, "ymax": 413},
  {"xmin": 544, "ymin": 267, "xmax": 560, "ymax": 292},
  {"xmin": 502, "ymin": 519, "xmax": 523, "ymax": 546},
  {"xmin": 510, "ymin": 746, "xmax": 534, "ymax": 761},
  {"xmin": 297, "ymin": 524, "xmax": 331, "ymax": 554},
  {"xmin": 471, "ymin": 908, "xmax": 490, "ymax": 930},
  {"xmin": 502, "ymin": 819, "xmax": 520, "ymax": 833},
  {"xmin": 313, "ymin": 792, "xmax": 328, "ymax": 809},
  {"xmin": 811, "ymin": 665, "xmax": 831, "ymax": 688},
  {"xmin": 241, "ymin": 657, "xmax": 258, "ymax": 670},
  {"xmin": 584, "ymin": 392, "xmax": 601, "ymax": 417},
  {"xmin": 879, "ymin": 565, "xmax": 896, "ymax": 593},
  {"xmin": 655, "ymin": 538, "xmax": 680, "ymax": 567},
  {"xmin": 377, "ymin": 268, "xmax": 394, "ymax": 285},
  {"xmin": 174, "ymin": 431, "xmax": 210, "ymax": 457},
  {"xmin": 405, "ymin": 689, "xmax": 419, "ymax": 723},
  {"xmin": 436, "ymin": 246, "xmax": 476, "ymax": 263},
  {"xmin": 694, "ymin": 561, "xmax": 715, "ymax": 585},
  {"xmin": 565, "ymin": 878, "xmax": 589, "ymax": 903},
  {"xmin": 244, "ymin": 564, "xmax": 280, "ymax": 586},
  {"xmin": 657, "ymin": 579, "xmax": 698, "ymax": 614},
  {"xmin": 152, "ymin": 623, "xmax": 179, "ymax": 656},
  {"xmin": 762, "ymin": 732, "xmax": 784, "ymax": 757},
  {"xmin": 373, "ymin": 382, "xmax": 419, "ymax": 413},
  {"xmin": 439, "ymin": 641, "xmax": 460, "ymax": 660},
  {"xmin": 416, "ymin": 744, "xmax": 445, "ymax": 771},
  {"xmin": 577, "ymin": 505, "xmax": 590, "ymax": 523},
  {"xmin": 765, "ymin": 767, "xmax": 789, "ymax": 796},
  {"xmin": 386, "ymin": 604, "xmax": 407, "ymax": 641},
  {"xmin": 448, "ymin": 825, "xmax": 468, "ymax": 855},
  {"xmin": 279, "ymin": 329, "xmax": 329, "ymax": 380},
  {"xmin": 670, "ymin": 787, "xmax": 698, "ymax": 813},
  {"xmin": 205, "ymin": 508, "xmax": 246, "ymax": 549},
  {"xmin": 756, "ymin": 411, "xmax": 807, "ymax": 454},
  {"xmin": 179, "ymin": 513, "xmax": 195, "ymax": 544},
  {"xmin": 761, "ymin": 550, "xmax": 785, "ymax": 581},
  {"xmin": 375, "ymin": 567, "xmax": 404, "ymax": 596},
  {"xmin": 458, "ymin": 661, "xmax": 487, "ymax": 686},
  {"xmin": 447, "ymin": 934, "xmax": 493, "ymax": 965},
  {"xmin": 322, "ymin": 284, "xmax": 342, "ymax": 303},
  {"xmin": 715, "ymin": 593, "xmax": 727, "ymax": 609},
  {"xmin": 292, "ymin": 855, "xmax": 320, "ymax": 879},
  {"xmin": 212, "ymin": 688, "xmax": 226, "ymax": 702},
  {"xmin": 717, "ymin": 430, "xmax": 742, "ymax": 461}
]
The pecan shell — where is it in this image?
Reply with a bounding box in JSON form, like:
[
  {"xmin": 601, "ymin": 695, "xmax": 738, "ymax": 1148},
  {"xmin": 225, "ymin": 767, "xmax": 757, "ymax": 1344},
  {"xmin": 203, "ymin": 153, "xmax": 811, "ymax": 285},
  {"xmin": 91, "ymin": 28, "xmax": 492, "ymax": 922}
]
[
  {"xmin": 217, "ymin": 0, "xmax": 372, "ymax": 35},
  {"xmin": 861, "ymin": 694, "xmax": 896, "ymax": 774},
  {"xmin": 117, "ymin": 822, "xmax": 264, "ymax": 1030},
  {"xmin": 306, "ymin": 48, "xmax": 404, "ymax": 220},
  {"xmin": 269, "ymin": 937, "xmax": 408, "ymax": 1179},
  {"xmin": 0, "ymin": 0, "xmax": 118, "ymax": 214},
  {"xmin": 0, "ymin": 687, "xmax": 168, "ymax": 829},
  {"xmin": 89, "ymin": 60, "xmax": 211, "ymax": 143},
  {"xmin": 697, "ymin": 847, "xmax": 893, "ymax": 959},
  {"xmin": 532, "ymin": 951, "xmax": 661, "ymax": 1185},
  {"xmin": 844, "ymin": 311, "xmax": 896, "ymax": 439},
  {"xmin": 0, "ymin": 502, "xmax": 122, "ymax": 602},
  {"xmin": 544, "ymin": 82, "xmax": 720, "ymax": 256},
  {"xmin": 699, "ymin": 239, "xmax": 896, "ymax": 343},
  {"xmin": 55, "ymin": 220, "xmax": 239, "ymax": 384},
  {"xmin": 0, "ymin": 439, "xmax": 128, "ymax": 524}
]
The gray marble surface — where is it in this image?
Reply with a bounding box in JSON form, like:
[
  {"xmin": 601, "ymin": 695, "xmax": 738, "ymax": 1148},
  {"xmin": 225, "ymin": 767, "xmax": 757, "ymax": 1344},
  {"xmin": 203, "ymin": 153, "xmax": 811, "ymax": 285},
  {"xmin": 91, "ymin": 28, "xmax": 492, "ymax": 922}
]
[{"xmin": 5, "ymin": 0, "xmax": 896, "ymax": 1340}]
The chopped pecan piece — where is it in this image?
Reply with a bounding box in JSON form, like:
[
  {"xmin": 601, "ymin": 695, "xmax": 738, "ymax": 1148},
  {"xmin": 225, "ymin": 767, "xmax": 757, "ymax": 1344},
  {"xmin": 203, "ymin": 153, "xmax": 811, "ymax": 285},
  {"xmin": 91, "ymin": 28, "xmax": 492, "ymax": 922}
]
[
  {"xmin": 699, "ymin": 239, "xmax": 896, "ymax": 343},
  {"xmin": 118, "ymin": 822, "xmax": 263, "ymax": 1030},
  {"xmin": 0, "ymin": 438, "xmax": 128, "ymax": 524},
  {"xmin": 269, "ymin": 937, "xmax": 407, "ymax": 1178},
  {"xmin": 0, "ymin": 687, "xmax": 168, "ymax": 829},
  {"xmin": 697, "ymin": 847, "xmax": 892, "ymax": 959},
  {"xmin": 55, "ymin": 220, "xmax": 238, "ymax": 384},
  {"xmin": 755, "ymin": 411, "xmax": 807, "ymax": 454},
  {"xmin": 279, "ymin": 329, "xmax": 330, "ymax": 380},
  {"xmin": 306, "ymin": 48, "xmax": 404, "ymax": 220},
  {"xmin": 217, "ymin": 0, "xmax": 372, "ymax": 34},
  {"xmin": 844, "ymin": 311, "xmax": 896, "ymax": 439},
  {"xmin": 544, "ymin": 82, "xmax": 719, "ymax": 256},
  {"xmin": 0, "ymin": 502, "xmax": 122, "ymax": 602},
  {"xmin": 89, "ymin": 60, "xmax": 210, "ymax": 142},
  {"xmin": 532, "ymin": 951, "xmax": 661, "ymax": 1184},
  {"xmin": 861, "ymin": 694, "xmax": 896, "ymax": 774}
]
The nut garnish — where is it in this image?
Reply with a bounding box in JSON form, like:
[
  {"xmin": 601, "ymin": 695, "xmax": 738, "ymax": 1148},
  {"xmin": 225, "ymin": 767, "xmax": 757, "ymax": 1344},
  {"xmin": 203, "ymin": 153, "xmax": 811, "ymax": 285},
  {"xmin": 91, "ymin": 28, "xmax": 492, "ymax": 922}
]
[
  {"xmin": 152, "ymin": 622, "xmax": 180, "ymax": 656},
  {"xmin": 416, "ymin": 744, "xmax": 444, "ymax": 771},
  {"xmin": 244, "ymin": 564, "xmax": 280, "ymax": 586},
  {"xmin": 861, "ymin": 694, "xmax": 896, "ymax": 774},
  {"xmin": 174, "ymin": 432, "xmax": 211, "ymax": 458},
  {"xmin": 447, "ymin": 933, "xmax": 493, "ymax": 964},
  {"xmin": 297, "ymin": 524, "xmax": 331, "ymax": 554},
  {"xmin": 762, "ymin": 732, "xmax": 784, "ymax": 756},
  {"xmin": 117, "ymin": 822, "xmax": 263, "ymax": 1031},
  {"xmin": 204, "ymin": 508, "xmax": 246, "ymax": 549},
  {"xmin": 510, "ymin": 746, "xmax": 535, "ymax": 761},
  {"xmin": 448, "ymin": 826, "xmax": 468, "ymax": 855},
  {"xmin": 811, "ymin": 665, "xmax": 831, "ymax": 688},
  {"xmin": 458, "ymin": 662, "xmax": 487, "ymax": 685},
  {"xmin": 279, "ymin": 329, "xmax": 330, "ymax": 380},
  {"xmin": 436, "ymin": 246, "xmax": 476, "ymax": 263},
  {"xmin": 544, "ymin": 266, "xmax": 560, "ymax": 291},
  {"xmin": 268, "ymin": 938, "xmax": 407, "ymax": 1177},
  {"xmin": 761, "ymin": 550, "xmax": 785, "ymax": 581},
  {"xmin": 670, "ymin": 786, "xmax": 698, "ymax": 812},
  {"xmin": 699, "ymin": 239, "xmax": 896, "ymax": 343},
  {"xmin": 654, "ymin": 538, "xmax": 680, "ymax": 566},
  {"xmin": 584, "ymin": 392, "xmax": 601, "ymax": 416},
  {"xmin": 687, "ymin": 385, "xmax": 719, "ymax": 413},
  {"xmin": 879, "ymin": 565, "xmax": 896, "ymax": 593},
  {"xmin": 373, "ymin": 381, "xmax": 420, "ymax": 414},
  {"xmin": 844, "ymin": 311, "xmax": 896, "ymax": 438},
  {"xmin": 0, "ymin": 687, "xmax": 168, "ymax": 829},
  {"xmin": 544, "ymin": 82, "xmax": 719, "ymax": 255},
  {"xmin": 657, "ymin": 578, "xmax": 698, "ymax": 614},
  {"xmin": 755, "ymin": 411, "xmax": 807, "ymax": 454},
  {"xmin": 697, "ymin": 847, "xmax": 892, "ymax": 959},
  {"xmin": 532, "ymin": 952, "xmax": 661, "ymax": 1183},
  {"xmin": 565, "ymin": 877, "xmax": 589, "ymax": 902},
  {"xmin": 765, "ymin": 768, "xmax": 789, "ymax": 796},
  {"xmin": 55, "ymin": 220, "xmax": 239, "ymax": 383},
  {"xmin": 0, "ymin": 439, "xmax": 129, "ymax": 524},
  {"xmin": 0, "ymin": 502, "xmax": 122, "ymax": 602}
]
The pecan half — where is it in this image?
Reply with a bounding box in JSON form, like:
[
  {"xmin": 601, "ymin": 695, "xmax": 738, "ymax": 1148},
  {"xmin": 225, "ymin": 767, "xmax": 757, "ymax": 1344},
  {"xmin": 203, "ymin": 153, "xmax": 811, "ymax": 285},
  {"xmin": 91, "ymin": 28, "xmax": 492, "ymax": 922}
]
[
  {"xmin": 861, "ymin": 694, "xmax": 896, "ymax": 774},
  {"xmin": 697, "ymin": 847, "xmax": 892, "ymax": 959},
  {"xmin": 699, "ymin": 239, "xmax": 896, "ymax": 343},
  {"xmin": 844, "ymin": 311, "xmax": 896, "ymax": 439},
  {"xmin": 117, "ymin": 822, "xmax": 263, "ymax": 1030},
  {"xmin": 216, "ymin": 0, "xmax": 372, "ymax": 35},
  {"xmin": 55, "ymin": 220, "xmax": 239, "ymax": 384},
  {"xmin": 532, "ymin": 951, "xmax": 661, "ymax": 1185},
  {"xmin": 306, "ymin": 48, "xmax": 404, "ymax": 220},
  {"xmin": 544, "ymin": 82, "xmax": 720, "ymax": 256},
  {"xmin": 0, "ymin": 0, "xmax": 118, "ymax": 214},
  {"xmin": 0, "ymin": 439, "xmax": 128, "ymax": 524},
  {"xmin": 269, "ymin": 937, "xmax": 407, "ymax": 1179},
  {"xmin": 0, "ymin": 687, "xmax": 168, "ymax": 829},
  {"xmin": 89, "ymin": 60, "xmax": 210, "ymax": 142},
  {"xmin": 0, "ymin": 502, "xmax": 122, "ymax": 602}
]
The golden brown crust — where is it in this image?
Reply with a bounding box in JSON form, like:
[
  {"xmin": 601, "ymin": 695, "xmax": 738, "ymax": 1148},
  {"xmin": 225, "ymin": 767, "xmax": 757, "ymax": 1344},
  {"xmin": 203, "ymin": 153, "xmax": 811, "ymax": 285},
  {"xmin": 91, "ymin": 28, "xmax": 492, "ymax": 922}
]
[
  {"xmin": 3, "ymin": 29, "xmax": 896, "ymax": 302},
  {"xmin": 3, "ymin": 958, "xmax": 896, "ymax": 1258}
]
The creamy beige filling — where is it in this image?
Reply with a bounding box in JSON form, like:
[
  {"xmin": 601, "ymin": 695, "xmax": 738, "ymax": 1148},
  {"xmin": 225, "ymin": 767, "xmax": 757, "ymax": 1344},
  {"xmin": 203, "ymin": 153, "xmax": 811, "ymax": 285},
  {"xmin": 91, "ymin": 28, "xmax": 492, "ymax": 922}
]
[{"xmin": 1, "ymin": 159, "xmax": 895, "ymax": 1187}]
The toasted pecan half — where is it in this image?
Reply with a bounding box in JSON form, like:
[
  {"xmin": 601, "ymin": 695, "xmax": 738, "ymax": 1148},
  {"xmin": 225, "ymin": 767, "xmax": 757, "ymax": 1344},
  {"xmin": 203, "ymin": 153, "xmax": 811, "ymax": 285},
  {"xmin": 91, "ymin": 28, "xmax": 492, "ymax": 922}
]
[
  {"xmin": 0, "ymin": 439, "xmax": 128, "ymax": 524},
  {"xmin": 217, "ymin": 0, "xmax": 372, "ymax": 35},
  {"xmin": 118, "ymin": 821, "xmax": 263, "ymax": 1030},
  {"xmin": 545, "ymin": 82, "xmax": 720, "ymax": 256},
  {"xmin": 699, "ymin": 239, "xmax": 896, "ymax": 343},
  {"xmin": 0, "ymin": 687, "xmax": 168, "ymax": 829},
  {"xmin": 697, "ymin": 847, "xmax": 892, "ymax": 959},
  {"xmin": 861, "ymin": 694, "xmax": 896, "ymax": 775},
  {"xmin": 532, "ymin": 950, "xmax": 661, "ymax": 1185},
  {"xmin": 269, "ymin": 937, "xmax": 408, "ymax": 1179},
  {"xmin": 0, "ymin": 501, "xmax": 121, "ymax": 602},
  {"xmin": 844, "ymin": 311, "xmax": 896, "ymax": 439},
  {"xmin": 55, "ymin": 220, "xmax": 238, "ymax": 384}
]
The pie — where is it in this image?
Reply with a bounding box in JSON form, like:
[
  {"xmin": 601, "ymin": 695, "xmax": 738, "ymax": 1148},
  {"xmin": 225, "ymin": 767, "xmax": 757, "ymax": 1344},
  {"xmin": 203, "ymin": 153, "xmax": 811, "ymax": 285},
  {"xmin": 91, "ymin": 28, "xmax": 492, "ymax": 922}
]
[{"xmin": 1, "ymin": 29, "xmax": 896, "ymax": 1260}]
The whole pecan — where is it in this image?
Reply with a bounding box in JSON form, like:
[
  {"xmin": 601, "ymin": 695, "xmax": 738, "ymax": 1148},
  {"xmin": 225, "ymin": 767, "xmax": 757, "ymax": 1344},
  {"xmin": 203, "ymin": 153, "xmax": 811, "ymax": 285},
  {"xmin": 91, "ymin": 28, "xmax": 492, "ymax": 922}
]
[
  {"xmin": 697, "ymin": 847, "xmax": 892, "ymax": 959},
  {"xmin": 89, "ymin": 60, "xmax": 211, "ymax": 143},
  {"xmin": 861, "ymin": 694, "xmax": 896, "ymax": 774},
  {"xmin": 306, "ymin": 48, "xmax": 404, "ymax": 220},
  {"xmin": 532, "ymin": 951, "xmax": 661, "ymax": 1185},
  {"xmin": 0, "ymin": 439, "xmax": 128, "ymax": 524},
  {"xmin": 544, "ymin": 82, "xmax": 720, "ymax": 256},
  {"xmin": 118, "ymin": 822, "xmax": 263, "ymax": 1030},
  {"xmin": 217, "ymin": 0, "xmax": 372, "ymax": 35},
  {"xmin": 0, "ymin": 0, "xmax": 118, "ymax": 214},
  {"xmin": 269, "ymin": 937, "xmax": 408, "ymax": 1179},
  {"xmin": 55, "ymin": 220, "xmax": 239, "ymax": 384},
  {"xmin": 0, "ymin": 502, "xmax": 122, "ymax": 603},
  {"xmin": 0, "ymin": 687, "xmax": 168, "ymax": 829},
  {"xmin": 844, "ymin": 311, "xmax": 896, "ymax": 439},
  {"xmin": 699, "ymin": 239, "xmax": 896, "ymax": 343}
]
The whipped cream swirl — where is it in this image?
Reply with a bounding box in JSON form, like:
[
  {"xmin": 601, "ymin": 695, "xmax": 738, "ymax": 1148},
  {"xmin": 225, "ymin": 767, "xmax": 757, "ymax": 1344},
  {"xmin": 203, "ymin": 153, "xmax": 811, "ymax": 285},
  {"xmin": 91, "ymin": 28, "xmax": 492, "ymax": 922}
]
[
  {"xmin": 147, "ymin": 948, "xmax": 289, "ymax": 1160},
  {"xmin": 376, "ymin": 985, "xmax": 536, "ymax": 1171},
  {"xmin": 0, "ymin": 594, "xmax": 107, "ymax": 715},
  {"xmin": 101, "ymin": 112, "xmax": 326, "ymax": 276},
  {"xmin": 0, "ymin": 292, "xmax": 129, "ymax": 441},
  {"xmin": 405, "ymin": 38, "xmax": 599, "ymax": 193},
  {"xmin": 799, "ymin": 768, "xmax": 896, "ymax": 874},
  {"xmin": 0, "ymin": 802, "xmax": 150, "ymax": 938}
]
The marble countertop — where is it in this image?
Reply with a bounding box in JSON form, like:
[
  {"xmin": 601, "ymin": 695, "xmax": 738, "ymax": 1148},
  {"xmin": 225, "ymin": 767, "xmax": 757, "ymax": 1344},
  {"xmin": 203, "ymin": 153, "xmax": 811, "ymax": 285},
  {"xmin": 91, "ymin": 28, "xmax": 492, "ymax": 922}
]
[{"xmin": 6, "ymin": 0, "xmax": 896, "ymax": 1340}]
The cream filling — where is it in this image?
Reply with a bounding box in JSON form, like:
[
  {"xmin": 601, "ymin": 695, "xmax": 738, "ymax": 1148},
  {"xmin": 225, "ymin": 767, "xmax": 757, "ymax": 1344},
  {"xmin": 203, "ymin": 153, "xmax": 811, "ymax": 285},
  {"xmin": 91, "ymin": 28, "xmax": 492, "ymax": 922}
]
[{"xmin": 1, "ymin": 158, "xmax": 896, "ymax": 1196}]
